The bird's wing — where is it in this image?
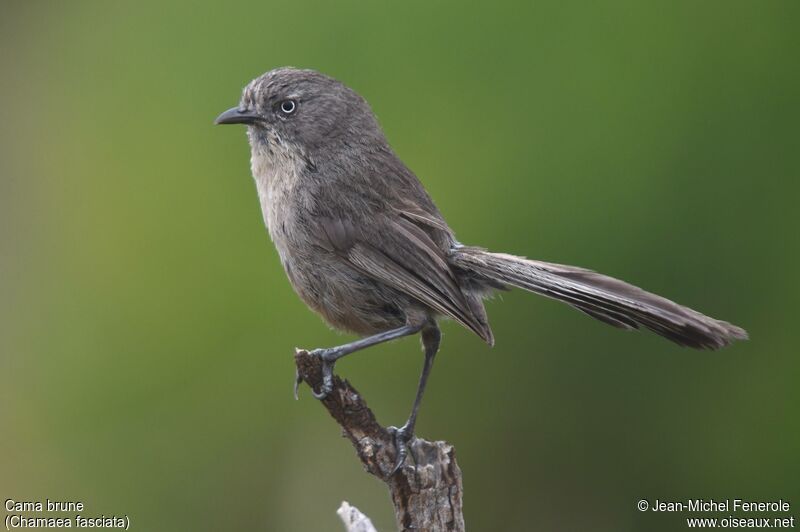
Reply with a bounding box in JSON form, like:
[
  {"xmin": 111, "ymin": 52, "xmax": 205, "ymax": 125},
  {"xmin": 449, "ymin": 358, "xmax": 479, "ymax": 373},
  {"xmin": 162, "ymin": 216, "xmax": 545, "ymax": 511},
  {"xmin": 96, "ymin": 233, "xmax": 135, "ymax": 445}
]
[{"xmin": 316, "ymin": 215, "xmax": 493, "ymax": 343}]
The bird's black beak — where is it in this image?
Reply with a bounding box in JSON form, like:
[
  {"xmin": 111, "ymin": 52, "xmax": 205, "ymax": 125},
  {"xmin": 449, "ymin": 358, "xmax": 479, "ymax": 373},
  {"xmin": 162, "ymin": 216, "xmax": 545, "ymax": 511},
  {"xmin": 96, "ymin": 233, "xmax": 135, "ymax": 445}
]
[{"xmin": 214, "ymin": 107, "xmax": 260, "ymax": 125}]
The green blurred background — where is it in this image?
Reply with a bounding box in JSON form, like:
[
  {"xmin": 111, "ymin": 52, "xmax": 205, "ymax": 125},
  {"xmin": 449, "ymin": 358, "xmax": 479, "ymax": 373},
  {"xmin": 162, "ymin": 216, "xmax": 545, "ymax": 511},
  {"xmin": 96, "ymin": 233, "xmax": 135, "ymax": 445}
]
[{"xmin": 1, "ymin": 1, "xmax": 798, "ymax": 530}]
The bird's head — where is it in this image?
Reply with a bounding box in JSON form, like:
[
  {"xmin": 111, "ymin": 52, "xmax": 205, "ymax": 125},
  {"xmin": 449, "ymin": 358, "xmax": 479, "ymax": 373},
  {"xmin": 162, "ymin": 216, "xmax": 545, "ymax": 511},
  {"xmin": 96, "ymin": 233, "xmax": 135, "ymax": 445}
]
[{"xmin": 215, "ymin": 67, "xmax": 384, "ymax": 160}]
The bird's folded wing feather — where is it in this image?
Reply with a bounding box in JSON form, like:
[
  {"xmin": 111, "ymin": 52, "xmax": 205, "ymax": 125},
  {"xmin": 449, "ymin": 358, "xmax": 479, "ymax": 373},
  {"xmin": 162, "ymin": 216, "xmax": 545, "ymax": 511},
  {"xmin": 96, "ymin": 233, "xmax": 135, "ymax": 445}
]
[{"xmin": 317, "ymin": 215, "xmax": 490, "ymax": 340}]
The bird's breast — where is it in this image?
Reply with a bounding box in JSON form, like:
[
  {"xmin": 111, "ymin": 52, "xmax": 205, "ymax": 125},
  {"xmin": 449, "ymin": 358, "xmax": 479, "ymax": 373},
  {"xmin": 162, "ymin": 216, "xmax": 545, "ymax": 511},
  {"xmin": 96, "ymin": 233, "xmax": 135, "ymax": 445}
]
[{"xmin": 250, "ymin": 143, "xmax": 307, "ymax": 231}]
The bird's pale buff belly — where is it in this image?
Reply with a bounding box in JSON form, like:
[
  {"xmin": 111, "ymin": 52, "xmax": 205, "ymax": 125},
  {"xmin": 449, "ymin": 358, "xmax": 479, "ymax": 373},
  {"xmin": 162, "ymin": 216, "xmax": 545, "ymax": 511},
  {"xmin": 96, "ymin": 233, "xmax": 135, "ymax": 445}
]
[{"xmin": 252, "ymin": 152, "xmax": 415, "ymax": 336}]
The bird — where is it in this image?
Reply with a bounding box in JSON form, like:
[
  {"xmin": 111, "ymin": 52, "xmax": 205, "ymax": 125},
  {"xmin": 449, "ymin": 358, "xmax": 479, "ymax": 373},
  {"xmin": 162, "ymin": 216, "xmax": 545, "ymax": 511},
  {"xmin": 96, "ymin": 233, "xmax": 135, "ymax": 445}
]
[{"xmin": 215, "ymin": 67, "xmax": 747, "ymax": 472}]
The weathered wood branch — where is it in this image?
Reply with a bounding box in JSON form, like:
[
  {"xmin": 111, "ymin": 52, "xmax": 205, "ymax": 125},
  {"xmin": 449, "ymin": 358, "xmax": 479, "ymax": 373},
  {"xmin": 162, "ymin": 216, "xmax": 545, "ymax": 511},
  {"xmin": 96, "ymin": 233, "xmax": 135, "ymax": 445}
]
[
  {"xmin": 295, "ymin": 349, "xmax": 465, "ymax": 532},
  {"xmin": 338, "ymin": 501, "xmax": 378, "ymax": 532}
]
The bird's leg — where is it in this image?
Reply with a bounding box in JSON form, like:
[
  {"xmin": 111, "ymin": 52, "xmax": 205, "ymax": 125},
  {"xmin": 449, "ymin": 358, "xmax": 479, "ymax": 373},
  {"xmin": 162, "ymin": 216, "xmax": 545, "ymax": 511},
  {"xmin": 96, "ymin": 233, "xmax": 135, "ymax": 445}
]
[
  {"xmin": 389, "ymin": 323, "xmax": 441, "ymax": 475},
  {"xmin": 301, "ymin": 323, "xmax": 424, "ymax": 400}
]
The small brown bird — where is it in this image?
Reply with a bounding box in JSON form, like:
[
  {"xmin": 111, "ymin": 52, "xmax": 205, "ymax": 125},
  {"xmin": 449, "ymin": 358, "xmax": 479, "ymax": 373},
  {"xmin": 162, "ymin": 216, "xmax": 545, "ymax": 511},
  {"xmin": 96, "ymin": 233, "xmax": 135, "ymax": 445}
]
[{"xmin": 216, "ymin": 67, "xmax": 747, "ymax": 471}]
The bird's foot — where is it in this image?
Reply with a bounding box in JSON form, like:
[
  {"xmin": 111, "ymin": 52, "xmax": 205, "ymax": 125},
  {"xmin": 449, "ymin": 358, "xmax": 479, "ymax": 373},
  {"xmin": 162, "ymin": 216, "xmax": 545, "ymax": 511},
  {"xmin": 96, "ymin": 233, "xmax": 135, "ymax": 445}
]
[
  {"xmin": 387, "ymin": 423, "xmax": 415, "ymax": 475},
  {"xmin": 308, "ymin": 348, "xmax": 337, "ymax": 400}
]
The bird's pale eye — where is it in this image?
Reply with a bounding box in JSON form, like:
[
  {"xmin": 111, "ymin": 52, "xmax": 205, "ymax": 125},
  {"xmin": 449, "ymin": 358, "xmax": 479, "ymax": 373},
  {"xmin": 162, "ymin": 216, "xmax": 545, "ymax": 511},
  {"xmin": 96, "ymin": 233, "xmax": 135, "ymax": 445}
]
[{"xmin": 279, "ymin": 99, "xmax": 297, "ymax": 115}]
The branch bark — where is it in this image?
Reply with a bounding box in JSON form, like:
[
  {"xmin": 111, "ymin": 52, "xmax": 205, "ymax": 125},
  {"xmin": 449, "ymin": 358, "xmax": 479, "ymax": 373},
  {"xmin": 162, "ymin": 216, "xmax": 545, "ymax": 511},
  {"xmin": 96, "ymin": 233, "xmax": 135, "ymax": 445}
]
[
  {"xmin": 295, "ymin": 348, "xmax": 465, "ymax": 532},
  {"xmin": 337, "ymin": 501, "xmax": 378, "ymax": 532}
]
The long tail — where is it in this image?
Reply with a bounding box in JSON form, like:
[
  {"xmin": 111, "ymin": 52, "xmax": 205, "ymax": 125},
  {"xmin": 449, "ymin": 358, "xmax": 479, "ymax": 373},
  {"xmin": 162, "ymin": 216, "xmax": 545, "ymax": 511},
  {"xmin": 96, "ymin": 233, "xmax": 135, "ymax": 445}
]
[{"xmin": 451, "ymin": 247, "xmax": 747, "ymax": 350}]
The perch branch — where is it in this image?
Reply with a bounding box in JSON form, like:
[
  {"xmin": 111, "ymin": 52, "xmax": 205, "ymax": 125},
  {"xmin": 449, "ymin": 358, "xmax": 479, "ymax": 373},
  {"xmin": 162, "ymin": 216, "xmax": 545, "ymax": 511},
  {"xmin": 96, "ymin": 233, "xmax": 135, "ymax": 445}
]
[{"xmin": 295, "ymin": 348, "xmax": 465, "ymax": 532}]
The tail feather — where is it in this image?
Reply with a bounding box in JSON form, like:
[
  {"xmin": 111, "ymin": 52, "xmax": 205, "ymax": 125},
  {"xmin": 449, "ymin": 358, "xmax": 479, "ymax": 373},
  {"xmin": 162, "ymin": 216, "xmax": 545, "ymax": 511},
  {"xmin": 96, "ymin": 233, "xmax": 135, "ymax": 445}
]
[{"xmin": 451, "ymin": 247, "xmax": 747, "ymax": 350}]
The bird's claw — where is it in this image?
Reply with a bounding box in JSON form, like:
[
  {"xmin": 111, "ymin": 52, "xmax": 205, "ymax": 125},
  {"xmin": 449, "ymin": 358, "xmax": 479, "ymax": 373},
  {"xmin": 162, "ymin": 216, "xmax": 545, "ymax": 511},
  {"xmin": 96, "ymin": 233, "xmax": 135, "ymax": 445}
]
[
  {"xmin": 309, "ymin": 348, "xmax": 335, "ymax": 400},
  {"xmin": 387, "ymin": 424, "xmax": 414, "ymax": 475}
]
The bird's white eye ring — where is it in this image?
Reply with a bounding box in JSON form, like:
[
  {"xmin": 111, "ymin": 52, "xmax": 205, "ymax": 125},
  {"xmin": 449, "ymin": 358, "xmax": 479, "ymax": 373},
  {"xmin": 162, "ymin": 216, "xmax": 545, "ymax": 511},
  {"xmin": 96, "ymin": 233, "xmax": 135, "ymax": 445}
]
[{"xmin": 280, "ymin": 100, "xmax": 297, "ymax": 114}]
